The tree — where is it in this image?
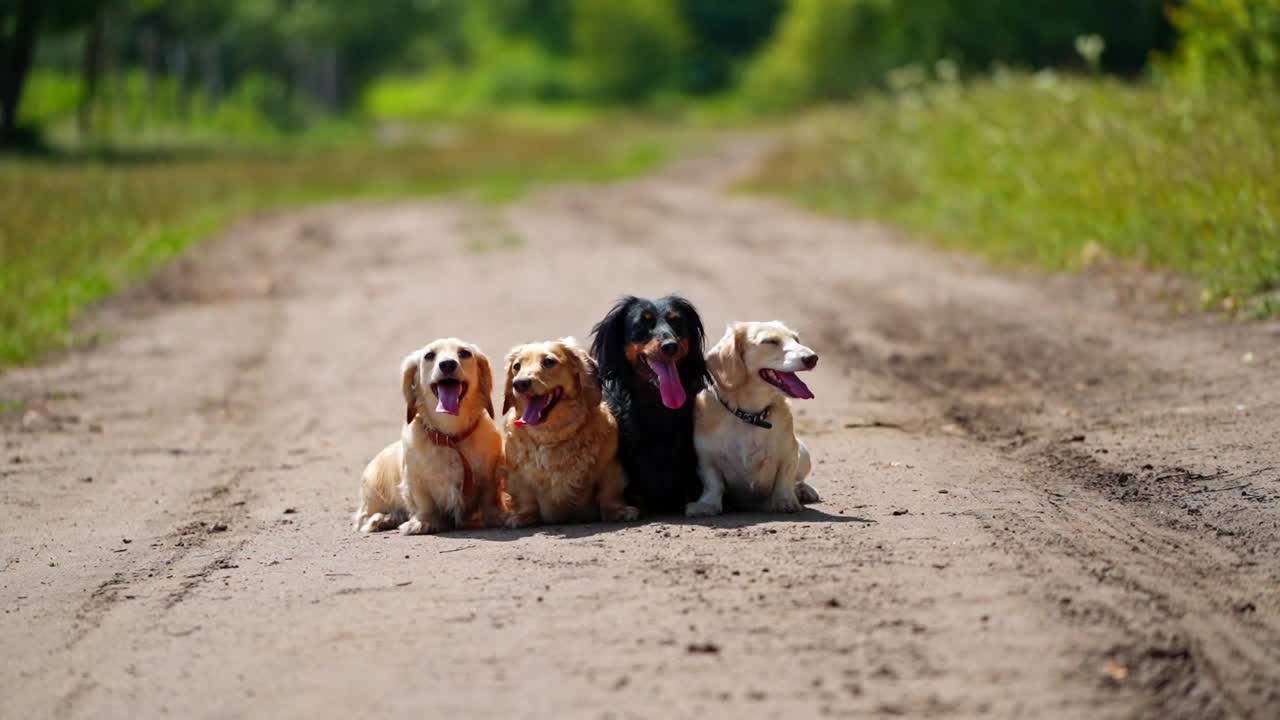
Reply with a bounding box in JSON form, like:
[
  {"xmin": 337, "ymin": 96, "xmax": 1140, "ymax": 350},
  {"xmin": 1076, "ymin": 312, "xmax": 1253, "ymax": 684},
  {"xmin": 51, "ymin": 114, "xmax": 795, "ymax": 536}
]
[
  {"xmin": 571, "ymin": 0, "xmax": 690, "ymax": 100},
  {"xmin": 1, "ymin": 0, "xmax": 109, "ymax": 146},
  {"xmin": 0, "ymin": 0, "xmax": 41, "ymax": 144}
]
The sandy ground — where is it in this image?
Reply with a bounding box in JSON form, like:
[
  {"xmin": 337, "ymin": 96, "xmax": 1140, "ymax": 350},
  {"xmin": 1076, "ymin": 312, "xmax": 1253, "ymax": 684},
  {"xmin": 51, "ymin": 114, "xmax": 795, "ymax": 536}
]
[{"xmin": 2, "ymin": 138, "xmax": 1278, "ymax": 719}]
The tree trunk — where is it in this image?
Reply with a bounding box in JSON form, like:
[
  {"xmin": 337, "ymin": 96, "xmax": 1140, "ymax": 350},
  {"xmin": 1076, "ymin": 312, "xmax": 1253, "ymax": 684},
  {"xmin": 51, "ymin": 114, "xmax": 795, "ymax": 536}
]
[
  {"xmin": 201, "ymin": 41, "xmax": 224, "ymax": 107},
  {"xmin": 137, "ymin": 27, "xmax": 158, "ymax": 130},
  {"xmin": 79, "ymin": 9, "xmax": 105, "ymax": 141},
  {"xmin": 171, "ymin": 41, "xmax": 190, "ymax": 123},
  {"xmin": 0, "ymin": 0, "xmax": 41, "ymax": 145}
]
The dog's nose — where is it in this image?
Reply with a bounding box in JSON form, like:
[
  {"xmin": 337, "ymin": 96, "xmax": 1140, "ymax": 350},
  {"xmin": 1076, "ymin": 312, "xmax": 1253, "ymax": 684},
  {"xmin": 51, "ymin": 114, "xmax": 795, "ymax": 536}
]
[
  {"xmin": 438, "ymin": 359, "xmax": 458, "ymax": 373},
  {"xmin": 661, "ymin": 340, "xmax": 679, "ymax": 357},
  {"xmin": 803, "ymin": 354, "xmax": 819, "ymax": 369},
  {"xmin": 513, "ymin": 378, "xmax": 531, "ymax": 393}
]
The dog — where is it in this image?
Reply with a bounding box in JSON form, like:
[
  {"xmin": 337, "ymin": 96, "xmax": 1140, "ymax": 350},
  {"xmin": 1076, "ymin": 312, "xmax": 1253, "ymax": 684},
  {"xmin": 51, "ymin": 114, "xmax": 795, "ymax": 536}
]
[
  {"xmin": 501, "ymin": 338, "xmax": 637, "ymax": 526},
  {"xmin": 589, "ymin": 295, "xmax": 709, "ymax": 513},
  {"xmin": 687, "ymin": 321, "xmax": 821, "ymax": 516},
  {"xmin": 353, "ymin": 338, "xmax": 505, "ymax": 534}
]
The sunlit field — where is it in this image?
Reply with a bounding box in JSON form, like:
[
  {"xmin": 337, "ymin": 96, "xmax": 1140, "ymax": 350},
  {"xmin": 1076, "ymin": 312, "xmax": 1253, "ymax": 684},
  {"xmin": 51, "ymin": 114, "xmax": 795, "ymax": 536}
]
[
  {"xmin": 0, "ymin": 119, "xmax": 675, "ymax": 365},
  {"xmin": 747, "ymin": 74, "xmax": 1280, "ymax": 315}
]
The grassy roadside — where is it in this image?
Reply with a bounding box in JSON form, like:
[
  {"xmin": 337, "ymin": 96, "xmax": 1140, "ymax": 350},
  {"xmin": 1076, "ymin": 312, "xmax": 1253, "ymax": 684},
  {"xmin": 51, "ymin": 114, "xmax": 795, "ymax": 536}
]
[
  {"xmin": 744, "ymin": 73, "xmax": 1280, "ymax": 316},
  {"xmin": 0, "ymin": 118, "xmax": 677, "ymax": 367}
]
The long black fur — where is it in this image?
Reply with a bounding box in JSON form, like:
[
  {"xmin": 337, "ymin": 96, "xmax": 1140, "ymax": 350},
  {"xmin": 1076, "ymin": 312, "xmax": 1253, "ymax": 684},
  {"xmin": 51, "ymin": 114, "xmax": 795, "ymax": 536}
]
[{"xmin": 590, "ymin": 294, "xmax": 709, "ymax": 513}]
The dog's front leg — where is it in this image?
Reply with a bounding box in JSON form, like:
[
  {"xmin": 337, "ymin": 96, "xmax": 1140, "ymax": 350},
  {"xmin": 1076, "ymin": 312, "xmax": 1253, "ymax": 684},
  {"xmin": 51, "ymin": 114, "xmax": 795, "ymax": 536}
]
[
  {"xmin": 399, "ymin": 465, "xmax": 443, "ymax": 535},
  {"xmin": 504, "ymin": 470, "xmax": 541, "ymax": 528},
  {"xmin": 686, "ymin": 449, "xmax": 725, "ymax": 517},
  {"xmin": 597, "ymin": 460, "xmax": 639, "ymax": 522},
  {"xmin": 399, "ymin": 501, "xmax": 444, "ymax": 535},
  {"xmin": 762, "ymin": 452, "xmax": 802, "ymax": 513},
  {"xmin": 472, "ymin": 463, "xmax": 509, "ymax": 529}
]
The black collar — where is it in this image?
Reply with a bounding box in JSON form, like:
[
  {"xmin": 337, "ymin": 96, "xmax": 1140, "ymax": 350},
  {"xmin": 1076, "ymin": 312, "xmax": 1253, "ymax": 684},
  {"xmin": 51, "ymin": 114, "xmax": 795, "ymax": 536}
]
[{"xmin": 713, "ymin": 385, "xmax": 773, "ymax": 429}]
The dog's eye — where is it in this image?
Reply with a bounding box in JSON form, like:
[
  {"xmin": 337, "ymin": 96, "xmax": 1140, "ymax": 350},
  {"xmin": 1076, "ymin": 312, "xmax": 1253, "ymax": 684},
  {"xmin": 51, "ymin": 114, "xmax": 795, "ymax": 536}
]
[
  {"xmin": 513, "ymin": 362, "xmax": 521, "ymax": 372},
  {"xmin": 542, "ymin": 357, "xmax": 558, "ymax": 369},
  {"xmin": 458, "ymin": 349, "xmax": 472, "ymax": 360},
  {"xmin": 762, "ymin": 338, "xmax": 781, "ymax": 346},
  {"xmin": 424, "ymin": 351, "xmax": 436, "ymax": 360}
]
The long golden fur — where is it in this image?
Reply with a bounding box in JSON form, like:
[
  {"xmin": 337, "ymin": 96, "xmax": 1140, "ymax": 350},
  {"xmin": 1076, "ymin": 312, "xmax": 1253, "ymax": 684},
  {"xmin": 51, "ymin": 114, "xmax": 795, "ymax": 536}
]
[
  {"xmin": 353, "ymin": 338, "xmax": 506, "ymax": 534},
  {"xmin": 502, "ymin": 338, "xmax": 637, "ymax": 527}
]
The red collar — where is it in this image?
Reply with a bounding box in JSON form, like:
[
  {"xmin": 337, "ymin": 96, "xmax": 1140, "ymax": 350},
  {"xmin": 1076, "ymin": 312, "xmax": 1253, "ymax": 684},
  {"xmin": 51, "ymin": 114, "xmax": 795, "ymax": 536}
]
[
  {"xmin": 421, "ymin": 416, "xmax": 480, "ymax": 447},
  {"xmin": 419, "ymin": 416, "xmax": 481, "ymax": 497}
]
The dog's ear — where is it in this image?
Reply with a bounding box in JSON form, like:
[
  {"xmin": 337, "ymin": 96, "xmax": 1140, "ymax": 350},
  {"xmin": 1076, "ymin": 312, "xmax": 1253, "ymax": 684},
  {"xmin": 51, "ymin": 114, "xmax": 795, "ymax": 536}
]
[
  {"xmin": 667, "ymin": 294, "xmax": 709, "ymax": 387},
  {"xmin": 473, "ymin": 346, "xmax": 495, "ymax": 419},
  {"xmin": 590, "ymin": 296, "xmax": 636, "ymax": 381},
  {"xmin": 564, "ymin": 340, "xmax": 602, "ymax": 409},
  {"xmin": 707, "ymin": 323, "xmax": 747, "ymax": 391},
  {"xmin": 501, "ymin": 347, "xmax": 520, "ymax": 416},
  {"xmin": 401, "ymin": 350, "xmax": 422, "ymax": 425}
]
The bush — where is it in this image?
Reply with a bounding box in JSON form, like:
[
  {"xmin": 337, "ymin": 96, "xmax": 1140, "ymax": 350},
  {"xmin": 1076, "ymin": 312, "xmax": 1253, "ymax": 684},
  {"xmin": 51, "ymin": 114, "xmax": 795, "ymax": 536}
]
[
  {"xmin": 741, "ymin": 0, "xmax": 885, "ymax": 111},
  {"xmin": 740, "ymin": 0, "xmax": 1170, "ymax": 111},
  {"xmin": 570, "ymin": 0, "xmax": 689, "ymax": 101},
  {"xmin": 1169, "ymin": 0, "xmax": 1280, "ymax": 94},
  {"xmin": 17, "ymin": 69, "xmax": 81, "ymax": 127},
  {"xmin": 364, "ymin": 49, "xmax": 573, "ymax": 120}
]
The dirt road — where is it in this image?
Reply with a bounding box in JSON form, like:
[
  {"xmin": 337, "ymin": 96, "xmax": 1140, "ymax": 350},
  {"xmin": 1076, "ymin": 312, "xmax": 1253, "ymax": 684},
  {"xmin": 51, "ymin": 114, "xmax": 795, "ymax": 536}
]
[{"xmin": 3, "ymin": 138, "xmax": 1278, "ymax": 719}]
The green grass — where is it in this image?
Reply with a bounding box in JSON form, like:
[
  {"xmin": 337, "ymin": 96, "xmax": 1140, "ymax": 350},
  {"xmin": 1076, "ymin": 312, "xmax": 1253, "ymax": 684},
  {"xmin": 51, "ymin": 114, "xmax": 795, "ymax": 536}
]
[
  {"xmin": 745, "ymin": 73, "xmax": 1280, "ymax": 314},
  {"xmin": 0, "ymin": 118, "xmax": 677, "ymax": 366}
]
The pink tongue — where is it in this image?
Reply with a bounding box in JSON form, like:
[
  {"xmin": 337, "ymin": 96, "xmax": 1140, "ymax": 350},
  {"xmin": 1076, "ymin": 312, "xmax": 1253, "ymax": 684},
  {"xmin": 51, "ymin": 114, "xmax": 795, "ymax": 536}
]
[
  {"xmin": 517, "ymin": 394, "xmax": 549, "ymax": 426},
  {"xmin": 777, "ymin": 371, "xmax": 815, "ymax": 400},
  {"xmin": 651, "ymin": 358, "xmax": 687, "ymax": 409},
  {"xmin": 435, "ymin": 383, "xmax": 462, "ymax": 415}
]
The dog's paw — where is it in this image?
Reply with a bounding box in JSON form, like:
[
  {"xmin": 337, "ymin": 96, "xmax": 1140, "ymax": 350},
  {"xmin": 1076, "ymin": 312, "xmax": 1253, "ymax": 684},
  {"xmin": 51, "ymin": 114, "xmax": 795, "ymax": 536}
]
[
  {"xmin": 399, "ymin": 517, "xmax": 434, "ymax": 535},
  {"xmin": 505, "ymin": 512, "xmax": 537, "ymax": 529},
  {"xmin": 606, "ymin": 505, "xmax": 640, "ymax": 523},
  {"xmin": 357, "ymin": 513, "xmax": 383, "ymax": 533},
  {"xmin": 796, "ymin": 482, "xmax": 821, "ymax": 504},
  {"xmin": 685, "ymin": 500, "xmax": 722, "ymax": 518},
  {"xmin": 763, "ymin": 493, "xmax": 802, "ymax": 513}
]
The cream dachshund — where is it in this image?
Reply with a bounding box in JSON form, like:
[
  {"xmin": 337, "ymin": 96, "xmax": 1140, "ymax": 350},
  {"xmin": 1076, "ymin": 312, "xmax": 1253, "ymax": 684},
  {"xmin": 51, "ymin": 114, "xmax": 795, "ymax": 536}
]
[{"xmin": 686, "ymin": 321, "xmax": 821, "ymax": 516}]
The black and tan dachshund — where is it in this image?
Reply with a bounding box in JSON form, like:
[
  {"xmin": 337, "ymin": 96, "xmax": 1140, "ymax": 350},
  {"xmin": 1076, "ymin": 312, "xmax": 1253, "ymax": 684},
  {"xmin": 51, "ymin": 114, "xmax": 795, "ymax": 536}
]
[{"xmin": 590, "ymin": 295, "xmax": 709, "ymax": 514}]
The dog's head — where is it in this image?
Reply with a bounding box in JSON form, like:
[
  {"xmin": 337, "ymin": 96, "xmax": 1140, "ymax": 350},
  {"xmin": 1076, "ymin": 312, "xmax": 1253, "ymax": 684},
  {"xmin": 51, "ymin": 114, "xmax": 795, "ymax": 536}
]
[
  {"xmin": 502, "ymin": 338, "xmax": 600, "ymax": 429},
  {"xmin": 401, "ymin": 338, "xmax": 494, "ymax": 427},
  {"xmin": 589, "ymin": 294, "xmax": 708, "ymax": 410},
  {"xmin": 707, "ymin": 321, "xmax": 818, "ymax": 399}
]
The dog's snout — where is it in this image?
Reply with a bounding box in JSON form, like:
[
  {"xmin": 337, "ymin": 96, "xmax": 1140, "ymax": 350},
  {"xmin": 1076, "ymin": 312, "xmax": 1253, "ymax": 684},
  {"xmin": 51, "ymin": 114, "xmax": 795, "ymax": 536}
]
[
  {"xmin": 513, "ymin": 378, "xmax": 532, "ymax": 393},
  {"xmin": 438, "ymin": 358, "xmax": 458, "ymax": 373},
  {"xmin": 803, "ymin": 354, "xmax": 819, "ymax": 369},
  {"xmin": 660, "ymin": 340, "xmax": 679, "ymax": 357}
]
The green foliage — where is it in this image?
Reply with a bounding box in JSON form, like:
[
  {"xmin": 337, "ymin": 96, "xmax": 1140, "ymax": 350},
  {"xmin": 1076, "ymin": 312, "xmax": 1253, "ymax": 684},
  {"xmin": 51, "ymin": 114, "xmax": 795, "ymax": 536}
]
[
  {"xmin": 679, "ymin": 0, "xmax": 784, "ymax": 93},
  {"xmin": 360, "ymin": 2, "xmax": 580, "ymax": 118},
  {"xmin": 364, "ymin": 0, "xmax": 782, "ymax": 114},
  {"xmin": 570, "ymin": 0, "xmax": 690, "ymax": 100},
  {"xmin": 740, "ymin": 0, "xmax": 1170, "ymax": 110},
  {"xmin": 16, "ymin": 69, "xmax": 80, "ymax": 126},
  {"xmin": 14, "ymin": 0, "xmax": 1193, "ymax": 129},
  {"xmin": 741, "ymin": 0, "xmax": 890, "ymax": 110},
  {"xmin": 1169, "ymin": 0, "xmax": 1280, "ymax": 93},
  {"xmin": 0, "ymin": 120, "xmax": 678, "ymax": 365},
  {"xmin": 745, "ymin": 73, "xmax": 1280, "ymax": 314},
  {"xmin": 23, "ymin": 68, "xmax": 308, "ymax": 143}
]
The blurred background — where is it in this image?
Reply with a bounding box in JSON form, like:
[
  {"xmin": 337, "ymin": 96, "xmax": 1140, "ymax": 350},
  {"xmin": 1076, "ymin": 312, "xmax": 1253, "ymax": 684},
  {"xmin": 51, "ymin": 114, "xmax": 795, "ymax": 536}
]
[
  {"xmin": 0, "ymin": 0, "xmax": 1196, "ymax": 141},
  {"xmin": 1, "ymin": 0, "xmax": 1277, "ymax": 363}
]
